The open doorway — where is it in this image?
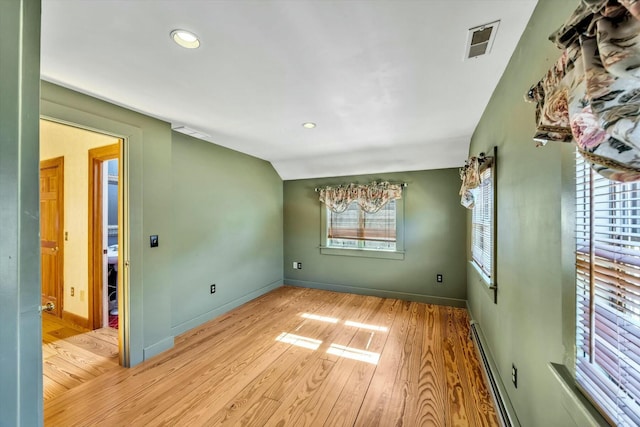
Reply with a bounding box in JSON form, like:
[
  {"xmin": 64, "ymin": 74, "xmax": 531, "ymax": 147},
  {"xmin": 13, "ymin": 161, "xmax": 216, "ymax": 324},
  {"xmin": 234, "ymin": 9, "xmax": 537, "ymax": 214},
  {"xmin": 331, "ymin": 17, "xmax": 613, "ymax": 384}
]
[
  {"xmin": 40, "ymin": 120, "xmax": 125, "ymax": 401},
  {"xmin": 88, "ymin": 143, "xmax": 121, "ymax": 330}
]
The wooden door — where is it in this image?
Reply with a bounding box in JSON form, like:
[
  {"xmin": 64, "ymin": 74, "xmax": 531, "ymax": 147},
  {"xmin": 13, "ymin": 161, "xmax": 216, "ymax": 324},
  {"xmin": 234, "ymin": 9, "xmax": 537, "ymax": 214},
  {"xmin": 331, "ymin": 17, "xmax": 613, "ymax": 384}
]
[{"xmin": 40, "ymin": 157, "xmax": 64, "ymax": 318}]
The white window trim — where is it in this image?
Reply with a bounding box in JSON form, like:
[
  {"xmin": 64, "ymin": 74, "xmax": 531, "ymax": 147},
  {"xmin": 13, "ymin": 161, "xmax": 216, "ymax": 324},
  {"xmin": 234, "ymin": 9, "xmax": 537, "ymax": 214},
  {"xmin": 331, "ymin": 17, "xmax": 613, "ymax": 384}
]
[{"xmin": 319, "ymin": 197, "xmax": 405, "ymax": 260}]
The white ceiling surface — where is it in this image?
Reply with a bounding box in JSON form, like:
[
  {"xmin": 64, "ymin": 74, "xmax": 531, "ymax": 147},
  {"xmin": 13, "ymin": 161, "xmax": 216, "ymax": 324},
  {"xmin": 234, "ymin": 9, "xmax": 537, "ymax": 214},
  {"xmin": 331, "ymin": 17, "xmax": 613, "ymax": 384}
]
[{"xmin": 40, "ymin": 0, "xmax": 538, "ymax": 180}]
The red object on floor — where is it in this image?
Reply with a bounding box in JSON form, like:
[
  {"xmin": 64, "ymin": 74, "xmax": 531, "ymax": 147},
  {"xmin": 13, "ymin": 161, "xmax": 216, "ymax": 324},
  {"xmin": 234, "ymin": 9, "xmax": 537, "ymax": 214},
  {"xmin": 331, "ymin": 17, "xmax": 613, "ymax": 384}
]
[{"xmin": 109, "ymin": 314, "xmax": 118, "ymax": 329}]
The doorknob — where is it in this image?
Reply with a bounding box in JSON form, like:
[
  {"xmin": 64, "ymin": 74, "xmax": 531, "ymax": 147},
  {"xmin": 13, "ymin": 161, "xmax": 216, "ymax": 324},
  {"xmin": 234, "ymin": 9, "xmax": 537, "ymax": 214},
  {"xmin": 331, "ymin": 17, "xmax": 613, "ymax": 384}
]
[
  {"xmin": 51, "ymin": 246, "xmax": 59, "ymax": 253},
  {"xmin": 40, "ymin": 302, "xmax": 55, "ymax": 312}
]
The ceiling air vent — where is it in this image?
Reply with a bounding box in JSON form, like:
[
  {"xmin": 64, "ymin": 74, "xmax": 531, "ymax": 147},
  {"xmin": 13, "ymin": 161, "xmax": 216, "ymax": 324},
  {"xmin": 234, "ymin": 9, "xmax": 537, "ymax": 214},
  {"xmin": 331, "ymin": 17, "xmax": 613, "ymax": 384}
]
[
  {"xmin": 172, "ymin": 125, "xmax": 210, "ymax": 140},
  {"xmin": 465, "ymin": 20, "xmax": 500, "ymax": 60}
]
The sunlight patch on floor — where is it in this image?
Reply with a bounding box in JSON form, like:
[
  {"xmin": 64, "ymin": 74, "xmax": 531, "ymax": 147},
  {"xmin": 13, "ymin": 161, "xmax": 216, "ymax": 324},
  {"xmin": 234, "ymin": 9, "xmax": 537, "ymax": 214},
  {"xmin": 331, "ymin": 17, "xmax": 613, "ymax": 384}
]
[
  {"xmin": 301, "ymin": 313, "xmax": 339, "ymax": 323},
  {"xmin": 327, "ymin": 343, "xmax": 380, "ymax": 364},
  {"xmin": 275, "ymin": 332, "xmax": 322, "ymax": 350}
]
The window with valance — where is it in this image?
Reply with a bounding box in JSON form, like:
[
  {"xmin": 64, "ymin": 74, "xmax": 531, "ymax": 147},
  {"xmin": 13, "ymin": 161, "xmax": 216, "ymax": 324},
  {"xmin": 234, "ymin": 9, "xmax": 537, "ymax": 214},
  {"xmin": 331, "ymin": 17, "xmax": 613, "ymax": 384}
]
[
  {"xmin": 317, "ymin": 181, "xmax": 405, "ymax": 260},
  {"xmin": 525, "ymin": 0, "xmax": 640, "ymax": 182},
  {"xmin": 526, "ymin": 1, "xmax": 640, "ymax": 424},
  {"xmin": 460, "ymin": 151, "xmax": 496, "ymax": 290}
]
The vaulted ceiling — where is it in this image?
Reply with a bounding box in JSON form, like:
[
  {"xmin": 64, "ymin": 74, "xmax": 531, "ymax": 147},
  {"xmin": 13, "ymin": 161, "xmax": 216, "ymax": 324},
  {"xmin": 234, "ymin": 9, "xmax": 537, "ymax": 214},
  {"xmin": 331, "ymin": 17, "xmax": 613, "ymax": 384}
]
[{"xmin": 40, "ymin": 0, "xmax": 538, "ymax": 180}]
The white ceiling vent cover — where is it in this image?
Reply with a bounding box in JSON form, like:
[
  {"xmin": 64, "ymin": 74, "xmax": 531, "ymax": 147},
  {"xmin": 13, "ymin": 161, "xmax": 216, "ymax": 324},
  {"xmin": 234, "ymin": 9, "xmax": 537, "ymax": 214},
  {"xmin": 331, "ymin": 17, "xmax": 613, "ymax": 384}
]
[
  {"xmin": 465, "ymin": 20, "xmax": 500, "ymax": 60},
  {"xmin": 172, "ymin": 125, "xmax": 210, "ymax": 140}
]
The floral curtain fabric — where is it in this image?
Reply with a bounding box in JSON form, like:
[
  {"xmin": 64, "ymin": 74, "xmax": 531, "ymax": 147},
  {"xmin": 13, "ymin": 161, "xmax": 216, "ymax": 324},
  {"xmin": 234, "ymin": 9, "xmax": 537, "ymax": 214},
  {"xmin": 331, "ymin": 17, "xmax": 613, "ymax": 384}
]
[
  {"xmin": 318, "ymin": 181, "xmax": 403, "ymax": 214},
  {"xmin": 459, "ymin": 154, "xmax": 493, "ymax": 209},
  {"xmin": 525, "ymin": 0, "xmax": 640, "ymax": 182}
]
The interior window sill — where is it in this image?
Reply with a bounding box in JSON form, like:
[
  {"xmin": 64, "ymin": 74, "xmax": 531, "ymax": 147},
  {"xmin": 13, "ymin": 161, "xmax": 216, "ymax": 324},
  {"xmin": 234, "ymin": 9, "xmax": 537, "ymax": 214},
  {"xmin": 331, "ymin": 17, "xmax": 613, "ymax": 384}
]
[
  {"xmin": 469, "ymin": 260, "xmax": 495, "ymax": 289},
  {"xmin": 319, "ymin": 246, "xmax": 405, "ymax": 260}
]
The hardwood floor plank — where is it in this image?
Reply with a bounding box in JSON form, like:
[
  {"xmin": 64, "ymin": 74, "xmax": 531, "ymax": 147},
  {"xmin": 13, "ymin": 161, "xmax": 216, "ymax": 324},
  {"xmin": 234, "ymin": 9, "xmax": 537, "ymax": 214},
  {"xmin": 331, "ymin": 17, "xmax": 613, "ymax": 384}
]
[
  {"xmin": 265, "ymin": 295, "xmax": 388, "ymax": 426},
  {"xmin": 414, "ymin": 303, "xmax": 448, "ymax": 426},
  {"xmin": 443, "ymin": 306, "xmax": 474, "ymax": 427},
  {"xmin": 263, "ymin": 357, "xmax": 336, "ymax": 426},
  {"xmin": 43, "ymin": 375, "xmax": 70, "ymax": 402},
  {"xmin": 87, "ymin": 289, "xmax": 351, "ymax": 426},
  {"xmin": 392, "ymin": 300, "xmax": 427, "ymax": 427},
  {"xmin": 88, "ymin": 327, "xmax": 119, "ymax": 346},
  {"xmin": 61, "ymin": 332, "xmax": 119, "ymax": 359},
  {"xmin": 69, "ymin": 306, "xmax": 311, "ymax": 424},
  {"xmin": 353, "ymin": 300, "xmax": 413, "ymax": 427},
  {"xmin": 42, "ymin": 315, "xmax": 119, "ymax": 404},
  {"xmin": 181, "ymin": 292, "xmax": 357, "ymax": 426},
  {"xmin": 206, "ymin": 346, "xmax": 313, "ymax": 426},
  {"xmin": 453, "ymin": 308, "xmax": 499, "ymax": 427},
  {"xmin": 43, "ymin": 355, "xmax": 97, "ymax": 391},
  {"xmin": 207, "ymin": 292, "xmax": 379, "ymax": 426},
  {"xmin": 174, "ymin": 286, "xmax": 309, "ymax": 347},
  {"xmin": 322, "ymin": 297, "xmax": 400, "ymax": 427},
  {"xmin": 43, "ymin": 287, "xmax": 499, "ymax": 427},
  {"xmin": 43, "ymin": 339, "xmax": 117, "ymax": 375}
]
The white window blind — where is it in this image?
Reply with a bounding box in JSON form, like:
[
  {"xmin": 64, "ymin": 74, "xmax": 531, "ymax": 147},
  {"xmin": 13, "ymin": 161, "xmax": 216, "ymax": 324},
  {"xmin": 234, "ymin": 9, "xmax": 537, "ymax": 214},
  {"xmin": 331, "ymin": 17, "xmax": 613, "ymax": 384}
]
[
  {"xmin": 327, "ymin": 200, "xmax": 396, "ymax": 251},
  {"xmin": 472, "ymin": 166, "xmax": 493, "ymax": 280},
  {"xmin": 575, "ymin": 153, "xmax": 640, "ymax": 426}
]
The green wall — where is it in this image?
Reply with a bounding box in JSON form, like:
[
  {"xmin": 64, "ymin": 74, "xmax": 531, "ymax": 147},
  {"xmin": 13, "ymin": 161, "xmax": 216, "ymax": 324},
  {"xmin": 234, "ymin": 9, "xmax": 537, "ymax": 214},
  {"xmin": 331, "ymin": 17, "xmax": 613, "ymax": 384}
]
[
  {"xmin": 0, "ymin": 1, "xmax": 43, "ymax": 425},
  {"xmin": 41, "ymin": 81, "xmax": 173, "ymax": 365},
  {"xmin": 283, "ymin": 169, "xmax": 467, "ymax": 305},
  {"xmin": 467, "ymin": 0, "xmax": 606, "ymax": 425},
  {"xmin": 40, "ymin": 82, "xmax": 285, "ymax": 365},
  {"xmin": 171, "ymin": 132, "xmax": 283, "ymax": 335}
]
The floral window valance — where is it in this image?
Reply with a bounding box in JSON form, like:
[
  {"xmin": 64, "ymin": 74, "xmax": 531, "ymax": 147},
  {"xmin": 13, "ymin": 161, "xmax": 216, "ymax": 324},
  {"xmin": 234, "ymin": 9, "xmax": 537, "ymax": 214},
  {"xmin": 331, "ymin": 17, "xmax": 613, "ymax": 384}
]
[
  {"xmin": 459, "ymin": 152, "xmax": 494, "ymax": 209},
  {"xmin": 317, "ymin": 181, "xmax": 404, "ymax": 214},
  {"xmin": 525, "ymin": 0, "xmax": 640, "ymax": 182}
]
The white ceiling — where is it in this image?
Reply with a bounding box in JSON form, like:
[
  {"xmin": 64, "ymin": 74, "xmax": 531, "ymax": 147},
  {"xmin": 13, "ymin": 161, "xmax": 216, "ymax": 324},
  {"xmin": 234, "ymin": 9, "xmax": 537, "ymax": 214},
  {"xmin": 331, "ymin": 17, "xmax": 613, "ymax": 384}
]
[{"xmin": 40, "ymin": 0, "xmax": 538, "ymax": 180}]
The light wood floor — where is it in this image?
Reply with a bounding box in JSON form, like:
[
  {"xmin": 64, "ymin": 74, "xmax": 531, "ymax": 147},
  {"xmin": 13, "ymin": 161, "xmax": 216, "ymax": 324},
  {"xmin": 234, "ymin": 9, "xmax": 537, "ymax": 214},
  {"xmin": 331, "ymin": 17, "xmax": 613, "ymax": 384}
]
[
  {"xmin": 42, "ymin": 314, "xmax": 119, "ymax": 402},
  {"xmin": 44, "ymin": 286, "xmax": 498, "ymax": 426}
]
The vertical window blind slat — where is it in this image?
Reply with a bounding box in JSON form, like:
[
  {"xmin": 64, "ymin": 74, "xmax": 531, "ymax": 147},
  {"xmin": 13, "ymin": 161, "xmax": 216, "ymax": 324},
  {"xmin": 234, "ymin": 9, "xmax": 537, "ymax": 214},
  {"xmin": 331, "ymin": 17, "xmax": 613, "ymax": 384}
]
[{"xmin": 575, "ymin": 151, "xmax": 640, "ymax": 425}]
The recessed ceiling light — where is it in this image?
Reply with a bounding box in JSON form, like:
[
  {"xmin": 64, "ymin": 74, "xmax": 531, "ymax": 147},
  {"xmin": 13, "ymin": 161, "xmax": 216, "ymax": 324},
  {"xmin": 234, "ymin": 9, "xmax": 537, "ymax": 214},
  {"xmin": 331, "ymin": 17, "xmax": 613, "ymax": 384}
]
[
  {"xmin": 302, "ymin": 122, "xmax": 316, "ymax": 129},
  {"xmin": 170, "ymin": 29, "xmax": 200, "ymax": 49}
]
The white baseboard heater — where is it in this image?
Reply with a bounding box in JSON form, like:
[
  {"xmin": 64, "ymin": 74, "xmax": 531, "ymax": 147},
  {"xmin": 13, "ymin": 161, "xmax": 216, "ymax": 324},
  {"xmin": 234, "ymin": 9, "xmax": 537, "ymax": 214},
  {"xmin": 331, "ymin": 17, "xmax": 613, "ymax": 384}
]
[{"xmin": 469, "ymin": 320, "xmax": 520, "ymax": 427}]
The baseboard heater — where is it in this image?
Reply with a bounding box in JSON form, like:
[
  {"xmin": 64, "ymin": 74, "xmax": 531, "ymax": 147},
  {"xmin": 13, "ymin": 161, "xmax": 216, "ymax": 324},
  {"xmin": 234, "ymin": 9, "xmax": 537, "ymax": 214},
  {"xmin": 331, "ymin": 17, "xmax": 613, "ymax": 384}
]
[{"xmin": 469, "ymin": 320, "xmax": 519, "ymax": 427}]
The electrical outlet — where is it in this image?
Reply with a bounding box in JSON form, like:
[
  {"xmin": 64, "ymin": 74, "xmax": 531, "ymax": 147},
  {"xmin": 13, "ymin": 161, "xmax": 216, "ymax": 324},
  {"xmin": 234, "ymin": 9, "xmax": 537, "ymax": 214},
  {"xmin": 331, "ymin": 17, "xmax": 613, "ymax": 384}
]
[
  {"xmin": 293, "ymin": 261, "xmax": 298, "ymax": 269},
  {"xmin": 297, "ymin": 262, "xmax": 302, "ymax": 269},
  {"xmin": 512, "ymin": 364, "xmax": 518, "ymax": 388},
  {"xmin": 210, "ymin": 284, "xmax": 216, "ymax": 294},
  {"xmin": 70, "ymin": 286, "xmax": 75, "ymax": 297},
  {"xmin": 436, "ymin": 274, "xmax": 443, "ymax": 283}
]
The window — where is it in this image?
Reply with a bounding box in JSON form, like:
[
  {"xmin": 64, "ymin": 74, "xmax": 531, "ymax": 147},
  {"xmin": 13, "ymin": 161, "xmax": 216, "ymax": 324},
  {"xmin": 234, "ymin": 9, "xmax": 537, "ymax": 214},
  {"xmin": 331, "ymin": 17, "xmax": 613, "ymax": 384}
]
[
  {"xmin": 318, "ymin": 184, "xmax": 405, "ymax": 260},
  {"xmin": 575, "ymin": 153, "xmax": 640, "ymax": 426},
  {"xmin": 471, "ymin": 165, "xmax": 494, "ymax": 283},
  {"xmin": 327, "ymin": 200, "xmax": 396, "ymax": 251}
]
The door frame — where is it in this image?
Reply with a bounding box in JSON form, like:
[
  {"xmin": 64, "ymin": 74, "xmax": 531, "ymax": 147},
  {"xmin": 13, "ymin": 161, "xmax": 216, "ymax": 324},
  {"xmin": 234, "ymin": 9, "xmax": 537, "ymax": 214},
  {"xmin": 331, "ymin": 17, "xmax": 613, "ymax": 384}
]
[
  {"xmin": 40, "ymin": 106, "xmax": 138, "ymax": 368},
  {"xmin": 88, "ymin": 143, "xmax": 121, "ymax": 330},
  {"xmin": 40, "ymin": 156, "xmax": 65, "ymax": 319}
]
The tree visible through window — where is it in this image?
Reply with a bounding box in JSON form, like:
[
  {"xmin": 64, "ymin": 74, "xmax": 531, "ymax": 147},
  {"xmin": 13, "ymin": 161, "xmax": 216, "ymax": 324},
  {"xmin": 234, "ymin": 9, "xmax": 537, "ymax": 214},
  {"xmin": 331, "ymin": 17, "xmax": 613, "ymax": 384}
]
[{"xmin": 575, "ymin": 152, "xmax": 640, "ymax": 426}]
